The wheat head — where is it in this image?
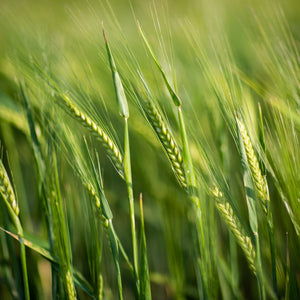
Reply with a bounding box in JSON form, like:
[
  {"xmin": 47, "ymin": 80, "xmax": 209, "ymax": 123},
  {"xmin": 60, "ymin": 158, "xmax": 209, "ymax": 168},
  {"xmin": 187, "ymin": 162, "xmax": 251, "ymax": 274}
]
[
  {"xmin": 65, "ymin": 269, "xmax": 77, "ymax": 300},
  {"xmin": 141, "ymin": 97, "xmax": 187, "ymax": 188},
  {"xmin": 236, "ymin": 118, "xmax": 269, "ymax": 212},
  {"xmin": 61, "ymin": 94, "xmax": 124, "ymax": 177},
  {"xmin": 0, "ymin": 160, "xmax": 19, "ymax": 216},
  {"xmin": 86, "ymin": 182, "xmax": 101, "ymax": 209},
  {"xmin": 211, "ymin": 187, "xmax": 256, "ymax": 274}
]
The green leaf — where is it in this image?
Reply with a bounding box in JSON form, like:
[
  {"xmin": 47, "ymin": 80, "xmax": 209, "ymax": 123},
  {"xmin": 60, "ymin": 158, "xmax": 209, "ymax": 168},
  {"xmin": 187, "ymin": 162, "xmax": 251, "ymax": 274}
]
[
  {"xmin": 258, "ymin": 103, "xmax": 266, "ymax": 176},
  {"xmin": 107, "ymin": 221, "xmax": 123, "ymax": 300},
  {"xmin": 103, "ymin": 24, "xmax": 129, "ymax": 119},
  {"xmin": 21, "ymin": 85, "xmax": 46, "ymax": 181},
  {"xmin": 84, "ymin": 138, "xmax": 113, "ymax": 220},
  {"xmin": 138, "ymin": 23, "xmax": 182, "ymax": 107},
  {"xmin": 0, "ymin": 226, "xmax": 94, "ymax": 297},
  {"xmin": 139, "ymin": 195, "xmax": 151, "ymax": 300}
]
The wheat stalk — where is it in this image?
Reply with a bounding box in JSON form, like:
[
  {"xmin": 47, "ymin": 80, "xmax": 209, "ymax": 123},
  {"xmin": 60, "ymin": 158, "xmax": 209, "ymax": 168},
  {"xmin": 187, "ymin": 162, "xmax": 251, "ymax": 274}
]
[
  {"xmin": 61, "ymin": 94, "xmax": 124, "ymax": 177},
  {"xmin": 0, "ymin": 160, "xmax": 19, "ymax": 216},
  {"xmin": 211, "ymin": 187, "xmax": 256, "ymax": 274},
  {"xmin": 236, "ymin": 118, "xmax": 269, "ymax": 212}
]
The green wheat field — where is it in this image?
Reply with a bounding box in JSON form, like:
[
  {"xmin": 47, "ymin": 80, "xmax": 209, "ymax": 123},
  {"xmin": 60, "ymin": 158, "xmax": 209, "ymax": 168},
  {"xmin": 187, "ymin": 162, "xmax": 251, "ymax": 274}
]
[{"xmin": 0, "ymin": 0, "xmax": 299, "ymax": 299}]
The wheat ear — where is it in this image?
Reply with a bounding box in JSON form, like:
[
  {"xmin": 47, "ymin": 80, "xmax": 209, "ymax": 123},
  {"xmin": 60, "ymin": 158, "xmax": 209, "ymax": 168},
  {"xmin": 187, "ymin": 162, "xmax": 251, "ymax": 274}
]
[
  {"xmin": 211, "ymin": 187, "xmax": 256, "ymax": 274},
  {"xmin": 61, "ymin": 94, "xmax": 124, "ymax": 177},
  {"xmin": 0, "ymin": 160, "xmax": 19, "ymax": 216},
  {"xmin": 0, "ymin": 159, "xmax": 31, "ymax": 298},
  {"xmin": 85, "ymin": 182, "xmax": 101, "ymax": 209},
  {"xmin": 141, "ymin": 96, "xmax": 187, "ymax": 188},
  {"xmin": 65, "ymin": 269, "xmax": 77, "ymax": 300},
  {"xmin": 236, "ymin": 118, "xmax": 269, "ymax": 212}
]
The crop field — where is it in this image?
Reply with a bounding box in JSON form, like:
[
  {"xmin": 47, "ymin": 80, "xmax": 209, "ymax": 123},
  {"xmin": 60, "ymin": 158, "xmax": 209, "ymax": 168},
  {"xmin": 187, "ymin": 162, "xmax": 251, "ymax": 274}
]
[{"xmin": 0, "ymin": 0, "xmax": 299, "ymax": 299}]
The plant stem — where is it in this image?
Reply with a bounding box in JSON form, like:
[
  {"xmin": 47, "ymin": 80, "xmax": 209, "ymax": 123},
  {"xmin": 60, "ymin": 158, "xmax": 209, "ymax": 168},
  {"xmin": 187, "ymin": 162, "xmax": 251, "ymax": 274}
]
[
  {"xmin": 2, "ymin": 192, "xmax": 30, "ymax": 299},
  {"xmin": 267, "ymin": 212, "xmax": 277, "ymax": 296},
  {"xmin": 177, "ymin": 108, "xmax": 205, "ymax": 253},
  {"xmin": 255, "ymin": 234, "xmax": 265, "ymax": 300},
  {"xmin": 177, "ymin": 107, "xmax": 206, "ymax": 296},
  {"xmin": 15, "ymin": 217, "xmax": 30, "ymax": 300},
  {"xmin": 107, "ymin": 220, "xmax": 123, "ymax": 300},
  {"xmin": 123, "ymin": 118, "xmax": 139, "ymax": 295}
]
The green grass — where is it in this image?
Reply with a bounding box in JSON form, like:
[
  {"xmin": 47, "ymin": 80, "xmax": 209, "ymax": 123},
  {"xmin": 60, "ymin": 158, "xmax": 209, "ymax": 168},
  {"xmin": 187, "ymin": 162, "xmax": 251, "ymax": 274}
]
[{"xmin": 0, "ymin": 0, "xmax": 299, "ymax": 299}]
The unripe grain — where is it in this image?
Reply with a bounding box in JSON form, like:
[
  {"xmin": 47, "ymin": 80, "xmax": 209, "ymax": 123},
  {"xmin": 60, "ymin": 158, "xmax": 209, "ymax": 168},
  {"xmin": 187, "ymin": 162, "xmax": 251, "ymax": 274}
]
[{"xmin": 0, "ymin": 160, "xmax": 19, "ymax": 216}]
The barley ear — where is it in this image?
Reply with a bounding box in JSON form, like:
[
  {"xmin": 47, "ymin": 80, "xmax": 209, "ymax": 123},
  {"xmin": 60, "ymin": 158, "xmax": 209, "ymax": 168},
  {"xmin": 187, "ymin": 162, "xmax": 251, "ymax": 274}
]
[
  {"xmin": 65, "ymin": 269, "xmax": 77, "ymax": 300},
  {"xmin": 137, "ymin": 91, "xmax": 187, "ymax": 188},
  {"xmin": 0, "ymin": 159, "xmax": 19, "ymax": 216},
  {"xmin": 236, "ymin": 117, "xmax": 269, "ymax": 213},
  {"xmin": 86, "ymin": 182, "xmax": 101, "ymax": 209},
  {"xmin": 211, "ymin": 187, "xmax": 256, "ymax": 274},
  {"xmin": 61, "ymin": 94, "xmax": 124, "ymax": 178}
]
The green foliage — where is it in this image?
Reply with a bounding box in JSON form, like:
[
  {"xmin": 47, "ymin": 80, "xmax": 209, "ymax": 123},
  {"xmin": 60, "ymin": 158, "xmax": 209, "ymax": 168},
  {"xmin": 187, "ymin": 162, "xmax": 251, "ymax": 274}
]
[{"xmin": 0, "ymin": 0, "xmax": 299, "ymax": 299}]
